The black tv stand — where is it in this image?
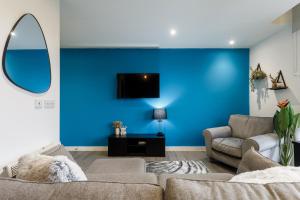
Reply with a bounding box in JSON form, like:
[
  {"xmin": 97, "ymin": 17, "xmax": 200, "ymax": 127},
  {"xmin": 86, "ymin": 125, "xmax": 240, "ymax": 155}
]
[{"xmin": 108, "ymin": 134, "xmax": 165, "ymax": 157}]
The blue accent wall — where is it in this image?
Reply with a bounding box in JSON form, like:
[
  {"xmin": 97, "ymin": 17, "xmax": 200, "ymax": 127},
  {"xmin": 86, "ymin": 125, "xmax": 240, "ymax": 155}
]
[
  {"xmin": 61, "ymin": 48, "xmax": 249, "ymax": 146},
  {"xmin": 5, "ymin": 50, "xmax": 51, "ymax": 93}
]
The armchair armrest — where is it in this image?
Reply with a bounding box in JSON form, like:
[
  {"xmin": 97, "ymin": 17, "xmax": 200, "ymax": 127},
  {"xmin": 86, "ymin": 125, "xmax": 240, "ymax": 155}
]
[
  {"xmin": 203, "ymin": 126, "xmax": 232, "ymax": 157},
  {"xmin": 242, "ymin": 133, "xmax": 279, "ymax": 155},
  {"xmin": 203, "ymin": 126, "xmax": 232, "ymax": 139}
]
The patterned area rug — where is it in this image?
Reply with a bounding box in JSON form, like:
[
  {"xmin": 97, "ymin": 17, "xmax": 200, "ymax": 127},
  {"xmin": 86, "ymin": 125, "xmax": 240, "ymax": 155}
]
[{"xmin": 146, "ymin": 160, "xmax": 209, "ymax": 175}]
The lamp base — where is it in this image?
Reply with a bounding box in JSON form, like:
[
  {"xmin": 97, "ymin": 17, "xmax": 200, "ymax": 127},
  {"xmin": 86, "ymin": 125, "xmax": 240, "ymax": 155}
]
[{"xmin": 156, "ymin": 132, "xmax": 164, "ymax": 137}]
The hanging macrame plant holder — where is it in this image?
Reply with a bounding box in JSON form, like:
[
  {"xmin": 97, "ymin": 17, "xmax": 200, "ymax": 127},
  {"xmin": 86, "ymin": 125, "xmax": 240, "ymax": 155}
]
[{"xmin": 250, "ymin": 63, "xmax": 267, "ymax": 92}]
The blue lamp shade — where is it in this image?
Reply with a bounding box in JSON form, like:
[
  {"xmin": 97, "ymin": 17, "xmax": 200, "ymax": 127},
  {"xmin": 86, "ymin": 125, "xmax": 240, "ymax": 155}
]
[{"xmin": 153, "ymin": 108, "xmax": 167, "ymax": 121}]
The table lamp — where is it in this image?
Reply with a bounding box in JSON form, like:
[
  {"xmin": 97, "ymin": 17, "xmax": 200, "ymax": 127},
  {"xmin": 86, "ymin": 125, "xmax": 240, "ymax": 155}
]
[{"xmin": 153, "ymin": 108, "xmax": 167, "ymax": 136}]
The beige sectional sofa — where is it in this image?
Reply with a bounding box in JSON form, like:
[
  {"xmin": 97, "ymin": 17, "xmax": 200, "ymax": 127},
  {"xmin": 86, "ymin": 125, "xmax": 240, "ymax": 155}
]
[{"xmin": 0, "ymin": 145, "xmax": 299, "ymax": 200}]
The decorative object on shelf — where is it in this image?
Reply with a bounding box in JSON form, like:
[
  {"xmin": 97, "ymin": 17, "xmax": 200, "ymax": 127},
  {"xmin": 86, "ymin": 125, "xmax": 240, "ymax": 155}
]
[
  {"xmin": 269, "ymin": 70, "xmax": 288, "ymax": 90},
  {"xmin": 250, "ymin": 63, "xmax": 267, "ymax": 92},
  {"xmin": 112, "ymin": 121, "xmax": 123, "ymax": 136},
  {"xmin": 274, "ymin": 99, "xmax": 300, "ymax": 166},
  {"xmin": 121, "ymin": 127, "xmax": 127, "ymax": 136},
  {"xmin": 153, "ymin": 108, "xmax": 167, "ymax": 136}
]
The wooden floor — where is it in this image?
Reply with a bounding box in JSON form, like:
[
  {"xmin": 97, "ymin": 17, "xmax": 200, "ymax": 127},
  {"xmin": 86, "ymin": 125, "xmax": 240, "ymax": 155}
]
[{"xmin": 71, "ymin": 151, "xmax": 236, "ymax": 174}]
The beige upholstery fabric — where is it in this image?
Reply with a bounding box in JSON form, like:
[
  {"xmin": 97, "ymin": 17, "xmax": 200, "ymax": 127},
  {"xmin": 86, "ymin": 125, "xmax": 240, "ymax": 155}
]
[
  {"xmin": 0, "ymin": 178, "xmax": 163, "ymax": 200},
  {"xmin": 212, "ymin": 137, "xmax": 243, "ymax": 158},
  {"xmin": 211, "ymin": 149, "xmax": 241, "ymax": 168},
  {"xmin": 0, "ymin": 169, "xmax": 8, "ymax": 178},
  {"xmin": 43, "ymin": 144, "xmax": 75, "ymax": 162},
  {"xmin": 237, "ymin": 148, "xmax": 280, "ymax": 174},
  {"xmin": 158, "ymin": 173, "xmax": 233, "ymax": 189},
  {"xmin": 87, "ymin": 158, "xmax": 145, "ymax": 174},
  {"xmin": 165, "ymin": 178, "xmax": 300, "ymax": 200},
  {"xmin": 229, "ymin": 115, "xmax": 274, "ymax": 139},
  {"xmin": 203, "ymin": 126, "xmax": 232, "ymax": 157},
  {"xmin": 87, "ymin": 173, "xmax": 158, "ymax": 184}
]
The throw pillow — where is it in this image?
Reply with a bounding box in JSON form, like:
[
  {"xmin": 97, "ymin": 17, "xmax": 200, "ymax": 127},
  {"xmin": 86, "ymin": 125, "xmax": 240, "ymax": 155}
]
[
  {"xmin": 237, "ymin": 147, "xmax": 280, "ymax": 174},
  {"xmin": 16, "ymin": 153, "xmax": 87, "ymax": 183}
]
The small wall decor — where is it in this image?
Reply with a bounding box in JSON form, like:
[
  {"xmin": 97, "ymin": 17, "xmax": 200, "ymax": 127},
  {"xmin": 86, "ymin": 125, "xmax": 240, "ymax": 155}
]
[
  {"xmin": 269, "ymin": 70, "xmax": 288, "ymax": 90},
  {"xmin": 112, "ymin": 121, "xmax": 123, "ymax": 136},
  {"xmin": 250, "ymin": 63, "xmax": 267, "ymax": 92}
]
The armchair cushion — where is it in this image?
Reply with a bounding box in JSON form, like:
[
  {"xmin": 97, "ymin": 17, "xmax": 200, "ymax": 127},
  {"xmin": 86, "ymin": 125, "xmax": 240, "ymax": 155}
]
[
  {"xmin": 229, "ymin": 115, "xmax": 274, "ymax": 139},
  {"xmin": 242, "ymin": 133, "xmax": 279, "ymax": 155},
  {"xmin": 212, "ymin": 138, "xmax": 244, "ymax": 158}
]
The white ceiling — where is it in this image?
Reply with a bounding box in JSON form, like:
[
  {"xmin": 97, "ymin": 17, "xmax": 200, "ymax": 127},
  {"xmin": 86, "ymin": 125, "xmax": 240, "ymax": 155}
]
[{"xmin": 60, "ymin": 0, "xmax": 300, "ymax": 48}]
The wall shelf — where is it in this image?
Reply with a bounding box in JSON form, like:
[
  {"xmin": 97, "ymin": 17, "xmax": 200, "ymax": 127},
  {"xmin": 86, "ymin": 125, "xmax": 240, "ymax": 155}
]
[{"xmin": 268, "ymin": 87, "xmax": 288, "ymax": 90}]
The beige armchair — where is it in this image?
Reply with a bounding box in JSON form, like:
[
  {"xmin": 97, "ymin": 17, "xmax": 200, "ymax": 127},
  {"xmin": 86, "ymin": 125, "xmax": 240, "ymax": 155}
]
[{"xmin": 203, "ymin": 115, "xmax": 280, "ymax": 168}]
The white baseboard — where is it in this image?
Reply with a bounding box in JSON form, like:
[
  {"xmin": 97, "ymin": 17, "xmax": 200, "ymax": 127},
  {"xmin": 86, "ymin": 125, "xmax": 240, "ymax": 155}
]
[
  {"xmin": 166, "ymin": 146, "xmax": 206, "ymax": 151},
  {"xmin": 65, "ymin": 146, "xmax": 206, "ymax": 152},
  {"xmin": 66, "ymin": 146, "xmax": 108, "ymax": 151}
]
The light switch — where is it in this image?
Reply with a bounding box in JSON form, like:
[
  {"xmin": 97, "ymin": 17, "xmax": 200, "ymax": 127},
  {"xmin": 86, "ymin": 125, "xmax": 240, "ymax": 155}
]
[
  {"xmin": 34, "ymin": 100, "xmax": 43, "ymax": 109},
  {"xmin": 44, "ymin": 100, "xmax": 55, "ymax": 109}
]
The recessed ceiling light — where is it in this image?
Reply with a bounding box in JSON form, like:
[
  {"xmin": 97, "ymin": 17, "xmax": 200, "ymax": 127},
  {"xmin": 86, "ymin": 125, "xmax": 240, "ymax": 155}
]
[
  {"xmin": 10, "ymin": 32, "xmax": 16, "ymax": 36},
  {"xmin": 229, "ymin": 40, "xmax": 235, "ymax": 45},
  {"xmin": 170, "ymin": 29, "xmax": 177, "ymax": 36}
]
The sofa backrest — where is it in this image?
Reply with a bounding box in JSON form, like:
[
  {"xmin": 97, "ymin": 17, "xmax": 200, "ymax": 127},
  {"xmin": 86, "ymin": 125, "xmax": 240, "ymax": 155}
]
[
  {"xmin": 0, "ymin": 178, "xmax": 163, "ymax": 200},
  {"xmin": 229, "ymin": 115, "xmax": 274, "ymax": 139},
  {"xmin": 43, "ymin": 144, "xmax": 75, "ymax": 162},
  {"xmin": 165, "ymin": 178, "xmax": 300, "ymax": 200}
]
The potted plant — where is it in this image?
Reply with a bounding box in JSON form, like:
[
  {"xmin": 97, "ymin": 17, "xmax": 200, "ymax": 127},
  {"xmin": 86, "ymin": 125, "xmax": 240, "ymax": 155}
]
[
  {"xmin": 250, "ymin": 64, "xmax": 267, "ymax": 92},
  {"xmin": 274, "ymin": 99, "xmax": 300, "ymax": 166}
]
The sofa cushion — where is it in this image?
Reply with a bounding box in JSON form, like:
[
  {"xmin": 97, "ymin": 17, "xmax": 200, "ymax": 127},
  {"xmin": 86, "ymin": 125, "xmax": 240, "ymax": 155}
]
[
  {"xmin": 229, "ymin": 115, "xmax": 274, "ymax": 139},
  {"xmin": 0, "ymin": 177, "xmax": 163, "ymax": 200},
  {"xmin": 87, "ymin": 173, "xmax": 158, "ymax": 184},
  {"xmin": 237, "ymin": 147, "xmax": 280, "ymax": 174},
  {"xmin": 158, "ymin": 173, "xmax": 234, "ymax": 189},
  {"xmin": 165, "ymin": 178, "xmax": 300, "ymax": 200},
  {"xmin": 212, "ymin": 137, "xmax": 243, "ymax": 158},
  {"xmin": 87, "ymin": 158, "xmax": 145, "ymax": 174}
]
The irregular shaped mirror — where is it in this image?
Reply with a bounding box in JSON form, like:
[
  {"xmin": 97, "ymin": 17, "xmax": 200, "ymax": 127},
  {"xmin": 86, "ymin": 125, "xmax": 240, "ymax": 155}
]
[{"xmin": 2, "ymin": 14, "xmax": 51, "ymax": 93}]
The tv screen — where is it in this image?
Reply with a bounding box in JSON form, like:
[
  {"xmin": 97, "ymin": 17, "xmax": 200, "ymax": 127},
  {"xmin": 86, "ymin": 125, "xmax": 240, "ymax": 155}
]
[{"xmin": 117, "ymin": 73, "xmax": 160, "ymax": 98}]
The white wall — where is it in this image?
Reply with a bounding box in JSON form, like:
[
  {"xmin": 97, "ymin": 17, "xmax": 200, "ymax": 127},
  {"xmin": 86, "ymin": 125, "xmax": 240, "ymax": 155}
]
[
  {"xmin": 0, "ymin": 0, "xmax": 60, "ymax": 167},
  {"xmin": 250, "ymin": 25, "xmax": 300, "ymax": 116}
]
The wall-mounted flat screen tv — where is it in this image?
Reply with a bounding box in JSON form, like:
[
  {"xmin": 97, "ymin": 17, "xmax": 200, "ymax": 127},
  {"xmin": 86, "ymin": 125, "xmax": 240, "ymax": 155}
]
[{"xmin": 117, "ymin": 73, "xmax": 160, "ymax": 98}]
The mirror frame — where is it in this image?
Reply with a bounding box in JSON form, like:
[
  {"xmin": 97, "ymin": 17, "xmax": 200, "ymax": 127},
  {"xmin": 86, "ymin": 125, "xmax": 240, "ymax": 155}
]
[{"xmin": 2, "ymin": 13, "xmax": 52, "ymax": 94}]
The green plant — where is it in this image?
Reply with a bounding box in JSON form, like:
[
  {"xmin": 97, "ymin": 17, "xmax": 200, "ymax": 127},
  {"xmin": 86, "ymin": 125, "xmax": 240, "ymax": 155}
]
[
  {"xmin": 250, "ymin": 64, "xmax": 267, "ymax": 92},
  {"xmin": 274, "ymin": 99, "xmax": 300, "ymax": 166}
]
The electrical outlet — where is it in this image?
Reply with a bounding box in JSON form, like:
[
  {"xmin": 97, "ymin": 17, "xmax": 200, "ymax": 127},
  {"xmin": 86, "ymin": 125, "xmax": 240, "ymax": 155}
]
[
  {"xmin": 44, "ymin": 100, "xmax": 55, "ymax": 109},
  {"xmin": 34, "ymin": 100, "xmax": 43, "ymax": 109}
]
